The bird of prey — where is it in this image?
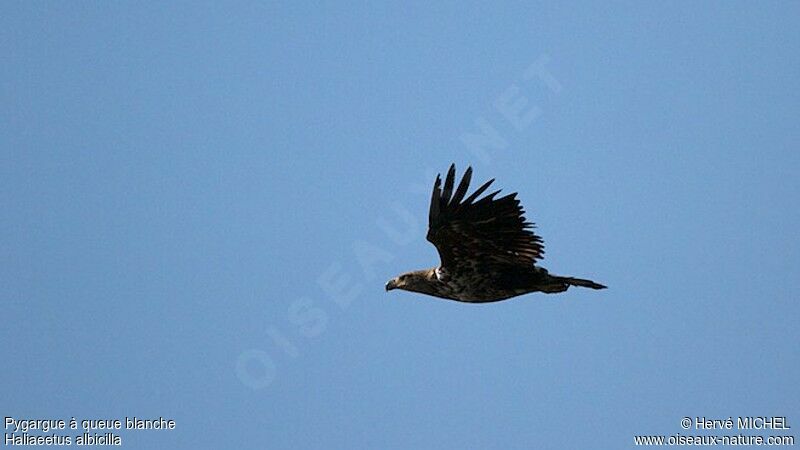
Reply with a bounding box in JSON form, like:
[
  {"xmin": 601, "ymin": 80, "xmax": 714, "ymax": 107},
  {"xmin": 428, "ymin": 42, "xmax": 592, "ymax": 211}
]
[{"xmin": 385, "ymin": 164, "xmax": 606, "ymax": 303}]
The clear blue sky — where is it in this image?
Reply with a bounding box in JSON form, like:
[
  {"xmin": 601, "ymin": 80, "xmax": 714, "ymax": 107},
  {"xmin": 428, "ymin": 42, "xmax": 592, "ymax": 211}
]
[{"xmin": 2, "ymin": 2, "xmax": 798, "ymax": 449}]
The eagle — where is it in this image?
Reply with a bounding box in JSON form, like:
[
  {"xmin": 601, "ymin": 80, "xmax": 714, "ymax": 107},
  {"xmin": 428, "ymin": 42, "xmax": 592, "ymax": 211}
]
[{"xmin": 385, "ymin": 164, "xmax": 606, "ymax": 303}]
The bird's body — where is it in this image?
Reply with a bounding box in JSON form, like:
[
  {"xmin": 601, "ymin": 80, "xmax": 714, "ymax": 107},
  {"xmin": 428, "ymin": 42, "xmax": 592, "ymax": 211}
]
[{"xmin": 385, "ymin": 164, "xmax": 605, "ymax": 303}]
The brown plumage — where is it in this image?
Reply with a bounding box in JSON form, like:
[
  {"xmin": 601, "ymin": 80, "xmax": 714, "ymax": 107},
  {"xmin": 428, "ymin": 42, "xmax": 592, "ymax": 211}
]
[{"xmin": 385, "ymin": 164, "xmax": 606, "ymax": 302}]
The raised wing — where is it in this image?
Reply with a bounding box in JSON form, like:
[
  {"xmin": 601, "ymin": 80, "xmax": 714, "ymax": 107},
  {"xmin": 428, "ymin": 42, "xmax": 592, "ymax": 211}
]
[{"xmin": 427, "ymin": 164, "xmax": 544, "ymax": 271}]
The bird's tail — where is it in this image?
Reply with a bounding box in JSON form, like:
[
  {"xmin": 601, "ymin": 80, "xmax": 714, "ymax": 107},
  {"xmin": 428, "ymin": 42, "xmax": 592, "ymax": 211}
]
[{"xmin": 552, "ymin": 276, "xmax": 607, "ymax": 290}]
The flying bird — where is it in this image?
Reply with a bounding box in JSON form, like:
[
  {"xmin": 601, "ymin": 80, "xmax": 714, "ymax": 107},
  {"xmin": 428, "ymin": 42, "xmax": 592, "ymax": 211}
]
[{"xmin": 385, "ymin": 164, "xmax": 606, "ymax": 303}]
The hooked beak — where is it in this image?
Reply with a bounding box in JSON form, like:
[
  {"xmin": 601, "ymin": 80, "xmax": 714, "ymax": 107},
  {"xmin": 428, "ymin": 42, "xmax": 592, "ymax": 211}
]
[{"xmin": 385, "ymin": 278, "xmax": 398, "ymax": 291}]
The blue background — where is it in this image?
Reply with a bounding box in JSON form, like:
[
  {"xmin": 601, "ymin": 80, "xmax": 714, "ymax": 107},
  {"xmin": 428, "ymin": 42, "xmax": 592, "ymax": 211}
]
[{"xmin": 2, "ymin": 2, "xmax": 798, "ymax": 449}]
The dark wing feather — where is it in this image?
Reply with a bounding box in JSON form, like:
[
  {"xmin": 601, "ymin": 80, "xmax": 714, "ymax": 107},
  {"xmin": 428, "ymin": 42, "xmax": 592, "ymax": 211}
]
[
  {"xmin": 427, "ymin": 164, "xmax": 544, "ymax": 271},
  {"xmin": 449, "ymin": 166, "xmax": 472, "ymax": 205}
]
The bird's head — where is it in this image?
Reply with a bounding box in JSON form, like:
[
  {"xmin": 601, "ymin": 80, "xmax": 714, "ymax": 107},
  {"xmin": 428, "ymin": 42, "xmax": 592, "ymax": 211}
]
[{"xmin": 385, "ymin": 269, "xmax": 435, "ymax": 294}]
